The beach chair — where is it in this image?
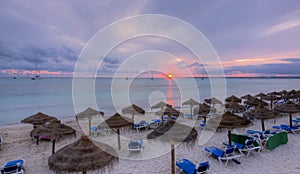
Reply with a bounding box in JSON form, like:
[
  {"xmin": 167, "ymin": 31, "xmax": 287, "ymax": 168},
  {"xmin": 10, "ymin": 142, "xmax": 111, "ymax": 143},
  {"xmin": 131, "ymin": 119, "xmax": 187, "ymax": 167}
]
[
  {"xmin": 184, "ymin": 114, "xmax": 193, "ymax": 119},
  {"xmin": 127, "ymin": 140, "xmax": 143, "ymax": 155},
  {"xmin": 204, "ymin": 146, "xmax": 241, "ymax": 167},
  {"xmin": 176, "ymin": 159, "xmax": 210, "ymax": 174},
  {"xmin": 1, "ymin": 159, "xmax": 25, "ymax": 174},
  {"xmin": 272, "ymin": 124, "xmax": 300, "ymax": 135},
  {"xmin": 223, "ymin": 138, "xmax": 262, "ymax": 157},
  {"xmin": 91, "ymin": 126, "xmax": 98, "ymax": 137}
]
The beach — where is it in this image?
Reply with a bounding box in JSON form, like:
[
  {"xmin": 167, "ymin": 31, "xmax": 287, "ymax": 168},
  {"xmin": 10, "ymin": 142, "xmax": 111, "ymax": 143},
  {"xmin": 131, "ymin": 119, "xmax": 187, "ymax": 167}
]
[{"xmin": 1, "ymin": 112, "xmax": 300, "ymax": 174}]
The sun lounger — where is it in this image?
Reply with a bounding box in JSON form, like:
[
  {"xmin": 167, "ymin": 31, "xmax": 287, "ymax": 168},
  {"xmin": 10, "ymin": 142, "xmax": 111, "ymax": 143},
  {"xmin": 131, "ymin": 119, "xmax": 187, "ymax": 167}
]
[
  {"xmin": 176, "ymin": 159, "xmax": 210, "ymax": 174},
  {"xmin": 272, "ymin": 124, "xmax": 300, "ymax": 134},
  {"xmin": 1, "ymin": 159, "xmax": 25, "ymax": 174},
  {"xmin": 134, "ymin": 121, "xmax": 150, "ymax": 132},
  {"xmin": 223, "ymin": 138, "xmax": 262, "ymax": 157},
  {"xmin": 127, "ymin": 140, "xmax": 143, "ymax": 155},
  {"xmin": 204, "ymin": 146, "xmax": 241, "ymax": 167}
]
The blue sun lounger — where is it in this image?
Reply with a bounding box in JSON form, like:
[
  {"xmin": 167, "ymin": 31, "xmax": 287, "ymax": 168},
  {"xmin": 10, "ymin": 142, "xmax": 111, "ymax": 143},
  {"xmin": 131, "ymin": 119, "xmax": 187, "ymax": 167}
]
[
  {"xmin": 204, "ymin": 146, "xmax": 241, "ymax": 167},
  {"xmin": 176, "ymin": 159, "xmax": 209, "ymax": 174},
  {"xmin": 1, "ymin": 159, "xmax": 25, "ymax": 174}
]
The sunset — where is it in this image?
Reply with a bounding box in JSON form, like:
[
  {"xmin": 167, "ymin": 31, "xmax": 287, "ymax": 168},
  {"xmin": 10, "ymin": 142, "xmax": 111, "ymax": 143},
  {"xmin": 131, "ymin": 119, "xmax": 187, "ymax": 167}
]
[{"xmin": 1, "ymin": 1, "xmax": 300, "ymax": 174}]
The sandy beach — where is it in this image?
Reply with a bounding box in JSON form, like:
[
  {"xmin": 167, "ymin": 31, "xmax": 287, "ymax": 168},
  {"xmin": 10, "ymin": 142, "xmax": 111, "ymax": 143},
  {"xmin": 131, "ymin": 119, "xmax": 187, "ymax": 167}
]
[{"xmin": 1, "ymin": 111, "xmax": 300, "ymax": 174}]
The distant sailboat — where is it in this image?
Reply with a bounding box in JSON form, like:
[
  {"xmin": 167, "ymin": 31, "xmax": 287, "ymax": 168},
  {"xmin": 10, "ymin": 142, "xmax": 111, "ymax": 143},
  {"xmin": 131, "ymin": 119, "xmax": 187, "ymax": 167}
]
[
  {"xmin": 151, "ymin": 71, "xmax": 154, "ymax": 80},
  {"xmin": 201, "ymin": 68, "xmax": 204, "ymax": 80}
]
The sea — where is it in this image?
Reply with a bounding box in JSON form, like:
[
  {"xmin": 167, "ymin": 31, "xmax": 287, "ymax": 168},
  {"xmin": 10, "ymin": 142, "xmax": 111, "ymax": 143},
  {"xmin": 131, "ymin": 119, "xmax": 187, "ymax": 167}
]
[{"xmin": 0, "ymin": 77, "xmax": 299, "ymax": 126}]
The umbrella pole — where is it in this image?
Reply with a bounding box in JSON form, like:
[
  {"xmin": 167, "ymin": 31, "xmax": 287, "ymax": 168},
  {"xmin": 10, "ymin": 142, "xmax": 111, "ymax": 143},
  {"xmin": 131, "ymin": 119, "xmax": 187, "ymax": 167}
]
[
  {"xmin": 270, "ymin": 100, "xmax": 273, "ymax": 110},
  {"xmin": 82, "ymin": 170, "xmax": 86, "ymax": 174},
  {"xmin": 228, "ymin": 129, "xmax": 232, "ymax": 146},
  {"xmin": 52, "ymin": 138, "xmax": 56, "ymax": 154},
  {"xmin": 190, "ymin": 106, "xmax": 192, "ymax": 117},
  {"xmin": 88, "ymin": 117, "xmax": 91, "ymax": 136},
  {"xmin": 36, "ymin": 135, "xmax": 39, "ymax": 145},
  {"xmin": 261, "ymin": 119, "xmax": 265, "ymax": 131},
  {"xmin": 132, "ymin": 114, "xmax": 134, "ymax": 129},
  {"xmin": 289, "ymin": 113, "xmax": 293, "ymax": 128},
  {"xmin": 171, "ymin": 144, "xmax": 175, "ymax": 174},
  {"xmin": 117, "ymin": 129, "xmax": 121, "ymax": 150}
]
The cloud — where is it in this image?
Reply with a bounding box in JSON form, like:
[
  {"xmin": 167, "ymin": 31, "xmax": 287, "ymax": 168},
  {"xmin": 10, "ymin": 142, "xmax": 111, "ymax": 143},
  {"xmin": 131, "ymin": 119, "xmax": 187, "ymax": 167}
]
[{"xmin": 225, "ymin": 58, "xmax": 300, "ymax": 76}]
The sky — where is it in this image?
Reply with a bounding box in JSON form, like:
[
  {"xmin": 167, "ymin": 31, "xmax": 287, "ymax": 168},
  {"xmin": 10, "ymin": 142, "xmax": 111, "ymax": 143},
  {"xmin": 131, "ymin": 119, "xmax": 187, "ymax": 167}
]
[{"xmin": 0, "ymin": 0, "xmax": 300, "ymax": 77}]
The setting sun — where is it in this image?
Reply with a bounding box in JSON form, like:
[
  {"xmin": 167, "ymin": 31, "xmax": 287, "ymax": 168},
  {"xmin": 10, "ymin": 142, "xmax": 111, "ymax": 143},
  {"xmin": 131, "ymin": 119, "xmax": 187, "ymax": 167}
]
[{"xmin": 167, "ymin": 74, "xmax": 173, "ymax": 79}]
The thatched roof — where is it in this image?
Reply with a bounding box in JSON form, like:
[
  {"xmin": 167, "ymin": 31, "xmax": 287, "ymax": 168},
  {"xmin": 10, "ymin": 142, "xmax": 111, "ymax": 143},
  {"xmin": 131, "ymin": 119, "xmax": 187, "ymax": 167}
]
[
  {"xmin": 194, "ymin": 103, "xmax": 215, "ymax": 114},
  {"xmin": 204, "ymin": 97, "xmax": 222, "ymax": 105},
  {"xmin": 255, "ymin": 92, "xmax": 266, "ymax": 98},
  {"xmin": 241, "ymin": 94, "xmax": 254, "ymax": 100},
  {"xmin": 274, "ymin": 101, "xmax": 300, "ymax": 114},
  {"xmin": 147, "ymin": 120, "xmax": 197, "ymax": 145},
  {"xmin": 246, "ymin": 105, "xmax": 278, "ymax": 120},
  {"xmin": 151, "ymin": 101, "xmax": 171, "ymax": 110},
  {"xmin": 121, "ymin": 104, "xmax": 145, "ymax": 115},
  {"xmin": 48, "ymin": 136, "xmax": 118, "ymax": 173},
  {"xmin": 208, "ymin": 111, "xmax": 252, "ymax": 129},
  {"xmin": 262, "ymin": 94, "xmax": 279, "ymax": 101},
  {"xmin": 155, "ymin": 106, "xmax": 180, "ymax": 117},
  {"xmin": 244, "ymin": 98, "xmax": 268, "ymax": 107},
  {"xmin": 182, "ymin": 98, "xmax": 200, "ymax": 106},
  {"xmin": 225, "ymin": 101, "xmax": 245, "ymax": 112},
  {"xmin": 21, "ymin": 112, "xmax": 58, "ymax": 125},
  {"xmin": 100, "ymin": 113, "xmax": 133, "ymax": 129},
  {"xmin": 30, "ymin": 120, "xmax": 76, "ymax": 138},
  {"xmin": 225, "ymin": 95, "xmax": 241, "ymax": 103},
  {"xmin": 76, "ymin": 107, "xmax": 104, "ymax": 119}
]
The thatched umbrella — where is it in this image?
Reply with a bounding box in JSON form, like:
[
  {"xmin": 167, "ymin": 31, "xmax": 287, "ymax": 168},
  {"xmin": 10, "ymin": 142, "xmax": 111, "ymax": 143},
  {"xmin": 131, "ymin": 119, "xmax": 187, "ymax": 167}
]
[
  {"xmin": 76, "ymin": 107, "xmax": 104, "ymax": 136},
  {"xmin": 121, "ymin": 104, "xmax": 145, "ymax": 129},
  {"xmin": 274, "ymin": 101, "xmax": 300, "ymax": 128},
  {"xmin": 208, "ymin": 111, "xmax": 252, "ymax": 146},
  {"xmin": 225, "ymin": 95, "xmax": 241, "ymax": 103},
  {"xmin": 48, "ymin": 136, "xmax": 118, "ymax": 174},
  {"xmin": 262, "ymin": 94, "xmax": 279, "ymax": 109},
  {"xmin": 246, "ymin": 105, "xmax": 278, "ymax": 131},
  {"xmin": 204, "ymin": 97, "xmax": 222, "ymax": 109},
  {"xmin": 278, "ymin": 90, "xmax": 288, "ymax": 96},
  {"xmin": 244, "ymin": 98, "xmax": 268, "ymax": 107},
  {"xmin": 147, "ymin": 121, "xmax": 197, "ymax": 174},
  {"xmin": 255, "ymin": 92, "xmax": 266, "ymax": 100},
  {"xmin": 30, "ymin": 120, "xmax": 76, "ymax": 154},
  {"xmin": 151, "ymin": 101, "xmax": 171, "ymax": 111},
  {"xmin": 194, "ymin": 103, "xmax": 215, "ymax": 124},
  {"xmin": 155, "ymin": 106, "xmax": 180, "ymax": 121},
  {"xmin": 21, "ymin": 112, "xmax": 58, "ymax": 127},
  {"xmin": 99, "ymin": 113, "xmax": 133, "ymax": 150},
  {"xmin": 182, "ymin": 98, "xmax": 200, "ymax": 116},
  {"xmin": 225, "ymin": 101, "xmax": 245, "ymax": 113},
  {"xmin": 241, "ymin": 94, "xmax": 255, "ymax": 100}
]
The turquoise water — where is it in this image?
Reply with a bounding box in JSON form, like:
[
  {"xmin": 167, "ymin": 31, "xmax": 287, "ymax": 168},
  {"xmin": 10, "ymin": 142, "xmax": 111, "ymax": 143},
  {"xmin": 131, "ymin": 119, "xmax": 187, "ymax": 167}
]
[{"xmin": 0, "ymin": 77, "xmax": 299, "ymax": 125}]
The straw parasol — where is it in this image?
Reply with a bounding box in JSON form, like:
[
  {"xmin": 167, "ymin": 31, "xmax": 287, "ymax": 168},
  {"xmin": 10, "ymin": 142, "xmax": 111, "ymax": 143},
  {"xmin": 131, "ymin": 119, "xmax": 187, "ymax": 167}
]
[
  {"xmin": 262, "ymin": 94, "xmax": 279, "ymax": 109},
  {"xmin": 246, "ymin": 105, "xmax": 278, "ymax": 131},
  {"xmin": 121, "ymin": 104, "xmax": 145, "ymax": 129},
  {"xmin": 255, "ymin": 92, "xmax": 266, "ymax": 100},
  {"xmin": 225, "ymin": 95, "xmax": 241, "ymax": 103},
  {"xmin": 147, "ymin": 121, "xmax": 197, "ymax": 174},
  {"xmin": 99, "ymin": 113, "xmax": 133, "ymax": 150},
  {"xmin": 204, "ymin": 97, "xmax": 222, "ymax": 110},
  {"xmin": 155, "ymin": 106, "xmax": 180, "ymax": 121},
  {"xmin": 75, "ymin": 107, "xmax": 104, "ymax": 136},
  {"xmin": 274, "ymin": 101, "xmax": 300, "ymax": 128},
  {"xmin": 208, "ymin": 111, "xmax": 252, "ymax": 146},
  {"xmin": 48, "ymin": 136, "xmax": 118, "ymax": 174},
  {"xmin": 194, "ymin": 103, "xmax": 215, "ymax": 124},
  {"xmin": 30, "ymin": 120, "xmax": 76, "ymax": 154},
  {"xmin": 225, "ymin": 101, "xmax": 245, "ymax": 113},
  {"xmin": 241, "ymin": 94, "xmax": 255, "ymax": 100},
  {"xmin": 244, "ymin": 98, "xmax": 268, "ymax": 107},
  {"xmin": 204, "ymin": 97, "xmax": 222, "ymax": 105},
  {"xmin": 182, "ymin": 98, "xmax": 200, "ymax": 116},
  {"xmin": 151, "ymin": 101, "xmax": 171, "ymax": 111},
  {"xmin": 21, "ymin": 112, "xmax": 58, "ymax": 127}
]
